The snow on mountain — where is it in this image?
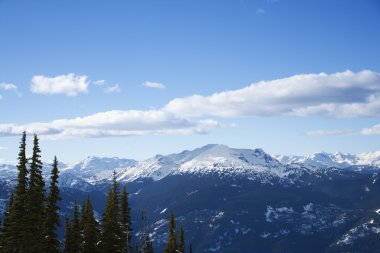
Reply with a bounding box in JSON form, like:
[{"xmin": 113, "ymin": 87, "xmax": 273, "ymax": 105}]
[
  {"xmin": 277, "ymin": 151, "xmax": 380, "ymax": 169},
  {"xmin": 0, "ymin": 162, "xmax": 67, "ymax": 181},
  {"xmin": 0, "ymin": 145, "xmax": 380, "ymax": 185},
  {"xmin": 118, "ymin": 144, "xmax": 286, "ymax": 182},
  {"xmin": 0, "ymin": 164, "xmax": 17, "ymax": 180},
  {"xmin": 61, "ymin": 156, "xmax": 137, "ymax": 183},
  {"xmin": 357, "ymin": 151, "xmax": 380, "ymax": 167}
]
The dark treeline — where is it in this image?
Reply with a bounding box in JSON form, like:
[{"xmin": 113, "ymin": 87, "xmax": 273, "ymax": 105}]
[{"xmin": 0, "ymin": 133, "xmax": 191, "ymax": 253}]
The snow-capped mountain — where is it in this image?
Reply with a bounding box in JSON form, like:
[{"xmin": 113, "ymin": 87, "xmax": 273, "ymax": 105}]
[
  {"xmin": 117, "ymin": 144, "xmax": 285, "ymax": 182},
  {"xmin": 276, "ymin": 151, "xmax": 380, "ymax": 169},
  {"xmin": 1, "ymin": 144, "xmax": 380, "ymax": 252},
  {"xmin": 61, "ymin": 156, "xmax": 137, "ymax": 183},
  {"xmin": 1, "ymin": 145, "xmax": 380, "ymax": 186}
]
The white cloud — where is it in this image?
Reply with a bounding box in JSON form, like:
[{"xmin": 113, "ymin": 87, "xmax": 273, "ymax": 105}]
[
  {"xmin": 0, "ymin": 146, "xmax": 7, "ymax": 150},
  {"xmin": 93, "ymin": 79, "xmax": 106, "ymax": 86},
  {"xmin": 31, "ymin": 73, "xmax": 89, "ymax": 96},
  {"xmin": 0, "ymin": 110, "xmax": 219, "ymax": 139},
  {"xmin": 0, "ymin": 83, "xmax": 18, "ymax": 91},
  {"xmin": 0, "ymin": 83, "xmax": 21, "ymax": 97},
  {"xmin": 164, "ymin": 70, "xmax": 380, "ymax": 118},
  {"xmin": 1, "ymin": 70, "xmax": 379, "ymax": 140},
  {"xmin": 361, "ymin": 124, "xmax": 380, "ymax": 135},
  {"xmin": 305, "ymin": 129, "xmax": 355, "ymax": 137},
  {"xmin": 105, "ymin": 84, "xmax": 121, "ymax": 93},
  {"xmin": 143, "ymin": 81, "xmax": 166, "ymax": 89}
]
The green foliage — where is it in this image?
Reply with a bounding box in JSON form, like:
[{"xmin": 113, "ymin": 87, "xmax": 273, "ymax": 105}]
[
  {"xmin": 179, "ymin": 225, "xmax": 185, "ymax": 253},
  {"xmin": 0, "ymin": 192, "xmax": 14, "ymax": 252},
  {"xmin": 120, "ymin": 185, "xmax": 132, "ymax": 253},
  {"xmin": 25, "ymin": 134, "xmax": 46, "ymax": 252},
  {"xmin": 63, "ymin": 216, "xmax": 73, "ymax": 253},
  {"xmin": 44, "ymin": 156, "xmax": 61, "ymax": 253},
  {"xmin": 100, "ymin": 172, "xmax": 122, "ymax": 253},
  {"xmin": 71, "ymin": 200, "xmax": 82, "ymax": 253},
  {"xmin": 164, "ymin": 211, "xmax": 178, "ymax": 253},
  {"xmin": 1, "ymin": 132, "xmax": 29, "ymax": 252},
  {"xmin": 82, "ymin": 196, "xmax": 100, "ymax": 253},
  {"xmin": 137, "ymin": 211, "xmax": 154, "ymax": 253},
  {"xmin": 1, "ymin": 134, "xmax": 173, "ymax": 253}
]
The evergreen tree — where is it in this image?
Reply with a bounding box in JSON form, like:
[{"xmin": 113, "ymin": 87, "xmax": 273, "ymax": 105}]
[
  {"xmin": 64, "ymin": 216, "xmax": 73, "ymax": 253},
  {"xmin": 82, "ymin": 196, "xmax": 99, "ymax": 253},
  {"xmin": 138, "ymin": 211, "xmax": 148, "ymax": 253},
  {"xmin": 120, "ymin": 185, "xmax": 132, "ymax": 253},
  {"xmin": 101, "ymin": 173, "xmax": 121, "ymax": 253},
  {"xmin": 1, "ymin": 132, "xmax": 29, "ymax": 252},
  {"xmin": 44, "ymin": 156, "xmax": 61, "ymax": 253},
  {"xmin": 164, "ymin": 211, "xmax": 178, "ymax": 253},
  {"xmin": 144, "ymin": 238, "xmax": 154, "ymax": 253},
  {"xmin": 189, "ymin": 244, "xmax": 193, "ymax": 253},
  {"xmin": 0, "ymin": 192, "xmax": 14, "ymax": 252},
  {"xmin": 26, "ymin": 134, "xmax": 46, "ymax": 252},
  {"xmin": 136, "ymin": 211, "xmax": 154, "ymax": 253},
  {"xmin": 71, "ymin": 200, "xmax": 82, "ymax": 253},
  {"xmin": 179, "ymin": 225, "xmax": 185, "ymax": 253}
]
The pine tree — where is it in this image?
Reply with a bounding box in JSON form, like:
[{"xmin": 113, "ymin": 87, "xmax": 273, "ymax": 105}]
[
  {"xmin": 144, "ymin": 235, "xmax": 154, "ymax": 253},
  {"xmin": 179, "ymin": 225, "xmax": 185, "ymax": 253},
  {"xmin": 1, "ymin": 132, "xmax": 29, "ymax": 252},
  {"xmin": 145, "ymin": 240, "xmax": 154, "ymax": 253},
  {"xmin": 26, "ymin": 134, "xmax": 46, "ymax": 252},
  {"xmin": 64, "ymin": 216, "xmax": 73, "ymax": 253},
  {"xmin": 101, "ymin": 172, "xmax": 121, "ymax": 253},
  {"xmin": 164, "ymin": 211, "xmax": 178, "ymax": 253},
  {"xmin": 82, "ymin": 195, "xmax": 99, "ymax": 253},
  {"xmin": 0, "ymin": 192, "xmax": 14, "ymax": 252},
  {"xmin": 189, "ymin": 243, "xmax": 193, "ymax": 253},
  {"xmin": 44, "ymin": 156, "xmax": 61, "ymax": 253},
  {"xmin": 120, "ymin": 185, "xmax": 132, "ymax": 253},
  {"xmin": 72, "ymin": 200, "xmax": 82, "ymax": 253},
  {"xmin": 138, "ymin": 211, "xmax": 148, "ymax": 253}
]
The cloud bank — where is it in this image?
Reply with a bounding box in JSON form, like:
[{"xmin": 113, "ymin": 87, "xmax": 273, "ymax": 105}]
[
  {"xmin": 1, "ymin": 70, "xmax": 379, "ymax": 139},
  {"xmin": 361, "ymin": 124, "xmax": 380, "ymax": 135},
  {"xmin": 31, "ymin": 73, "xmax": 89, "ymax": 96},
  {"xmin": 164, "ymin": 70, "xmax": 380, "ymax": 118},
  {"xmin": 0, "ymin": 110, "xmax": 219, "ymax": 139}
]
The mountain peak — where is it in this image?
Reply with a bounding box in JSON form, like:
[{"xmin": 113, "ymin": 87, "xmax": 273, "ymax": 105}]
[{"xmin": 118, "ymin": 144, "xmax": 283, "ymax": 182}]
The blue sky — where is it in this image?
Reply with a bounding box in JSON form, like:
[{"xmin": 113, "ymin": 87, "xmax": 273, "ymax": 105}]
[{"xmin": 0, "ymin": 0, "xmax": 380, "ymax": 163}]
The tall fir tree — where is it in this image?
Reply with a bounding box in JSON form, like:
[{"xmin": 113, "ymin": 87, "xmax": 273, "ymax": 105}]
[
  {"xmin": 82, "ymin": 195, "xmax": 99, "ymax": 253},
  {"xmin": 101, "ymin": 172, "xmax": 121, "ymax": 253},
  {"xmin": 189, "ymin": 244, "xmax": 193, "ymax": 253},
  {"xmin": 179, "ymin": 225, "xmax": 185, "ymax": 253},
  {"xmin": 44, "ymin": 156, "xmax": 61, "ymax": 253},
  {"xmin": 71, "ymin": 200, "xmax": 82, "ymax": 253},
  {"xmin": 120, "ymin": 185, "xmax": 132, "ymax": 253},
  {"xmin": 1, "ymin": 132, "xmax": 29, "ymax": 252},
  {"xmin": 63, "ymin": 216, "xmax": 73, "ymax": 253},
  {"xmin": 164, "ymin": 211, "xmax": 178, "ymax": 253},
  {"xmin": 26, "ymin": 134, "xmax": 46, "ymax": 252}
]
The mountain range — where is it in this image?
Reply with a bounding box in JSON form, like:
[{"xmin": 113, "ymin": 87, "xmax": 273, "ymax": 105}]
[{"xmin": 1, "ymin": 144, "xmax": 380, "ymax": 252}]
